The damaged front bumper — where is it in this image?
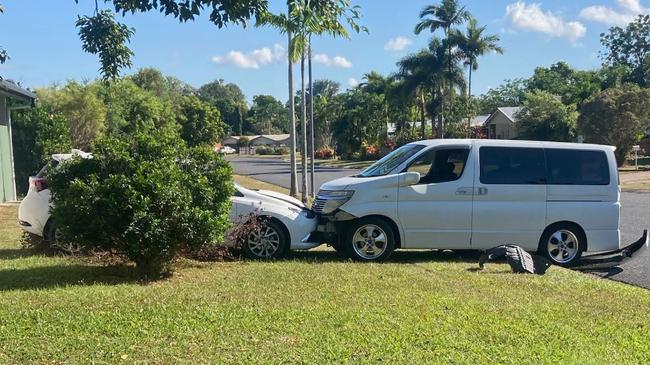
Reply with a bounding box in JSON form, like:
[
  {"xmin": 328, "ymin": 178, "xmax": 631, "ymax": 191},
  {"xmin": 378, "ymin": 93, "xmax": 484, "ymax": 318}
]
[{"xmin": 572, "ymin": 229, "xmax": 649, "ymax": 271}]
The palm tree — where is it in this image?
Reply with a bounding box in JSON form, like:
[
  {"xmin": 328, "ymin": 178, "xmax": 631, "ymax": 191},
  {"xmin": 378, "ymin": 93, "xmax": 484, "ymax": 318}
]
[
  {"xmin": 451, "ymin": 18, "xmax": 503, "ymax": 137},
  {"xmin": 360, "ymin": 71, "xmax": 394, "ymax": 138},
  {"xmin": 396, "ymin": 38, "xmax": 465, "ymax": 138},
  {"xmin": 414, "ymin": 0, "xmax": 471, "ymax": 138}
]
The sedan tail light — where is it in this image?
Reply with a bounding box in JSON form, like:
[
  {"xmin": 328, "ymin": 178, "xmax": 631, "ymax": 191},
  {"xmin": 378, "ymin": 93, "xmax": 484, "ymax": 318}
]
[{"xmin": 29, "ymin": 177, "xmax": 48, "ymax": 192}]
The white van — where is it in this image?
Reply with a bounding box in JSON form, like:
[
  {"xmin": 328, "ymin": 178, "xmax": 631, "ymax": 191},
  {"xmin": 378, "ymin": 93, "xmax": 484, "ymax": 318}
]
[{"xmin": 313, "ymin": 139, "xmax": 620, "ymax": 265}]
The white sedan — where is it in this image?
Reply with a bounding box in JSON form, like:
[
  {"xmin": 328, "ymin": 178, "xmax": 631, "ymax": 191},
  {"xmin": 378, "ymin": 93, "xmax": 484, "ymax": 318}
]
[{"xmin": 18, "ymin": 153, "xmax": 320, "ymax": 259}]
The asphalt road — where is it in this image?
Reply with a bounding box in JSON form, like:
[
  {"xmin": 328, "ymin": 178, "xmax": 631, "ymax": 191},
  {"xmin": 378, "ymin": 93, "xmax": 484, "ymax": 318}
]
[{"xmin": 229, "ymin": 155, "xmax": 650, "ymax": 289}]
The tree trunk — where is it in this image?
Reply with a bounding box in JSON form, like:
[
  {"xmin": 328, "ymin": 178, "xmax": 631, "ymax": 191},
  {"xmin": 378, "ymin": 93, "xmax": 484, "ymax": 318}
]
[
  {"xmin": 308, "ymin": 42, "xmax": 315, "ymax": 198},
  {"xmin": 420, "ymin": 90, "xmax": 426, "ymax": 140},
  {"xmin": 300, "ymin": 50, "xmax": 308, "ymax": 203},
  {"xmin": 288, "ymin": 31, "xmax": 298, "ymax": 198},
  {"xmin": 467, "ymin": 64, "xmax": 472, "ymax": 138}
]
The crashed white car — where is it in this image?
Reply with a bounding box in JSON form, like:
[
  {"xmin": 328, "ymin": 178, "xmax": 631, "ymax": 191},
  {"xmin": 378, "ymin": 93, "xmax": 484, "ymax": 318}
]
[{"xmin": 18, "ymin": 151, "xmax": 319, "ymax": 259}]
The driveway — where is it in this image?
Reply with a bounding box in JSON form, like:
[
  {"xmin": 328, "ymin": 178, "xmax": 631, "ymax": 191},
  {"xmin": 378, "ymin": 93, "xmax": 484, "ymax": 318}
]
[{"xmin": 229, "ymin": 155, "xmax": 650, "ymax": 289}]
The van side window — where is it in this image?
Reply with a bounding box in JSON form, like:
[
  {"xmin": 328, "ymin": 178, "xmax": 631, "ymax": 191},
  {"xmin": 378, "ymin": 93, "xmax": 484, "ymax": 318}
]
[
  {"xmin": 480, "ymin": 147, "xmax": 546, "ymax": 185},
  {"xmin": 546, "ymin": 149, "xmax": 610, "ymax": 185},
  {"xmin": 406, "ymin": 148, "xmax": 469, "ymax": 184}
]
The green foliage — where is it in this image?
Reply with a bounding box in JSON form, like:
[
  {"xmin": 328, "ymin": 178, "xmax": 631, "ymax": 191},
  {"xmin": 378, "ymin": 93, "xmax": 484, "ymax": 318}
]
[
  {"xmin": 476, "ymin": 78, "xmax": 527, "ymax": 115},
  {"xmin": 332, "ymin": 89, "xmax": 386, "ymax": 157},
  {"xmin": 516, "ymin": 91, "xmax": 577, "ymax": 142},
  {"xmin": 76, "ymin": 10, "xmax": 135, "ymax": 81},
  {"xmin": 527, "ymin": 62, "xmax": 602, "ymax": 106},
  {"xmin": 0, "ymin": 4, "xmax": 8, "ymax": 63},
  {"xmin": 600, "ymin": 14, "xmax": 650, "ymax": 87},
  {"xmin": 237, "ymin": 136, "xmax": 250, "ymax": 147},
  {"xmin": 255, "ymin": 145, "xmax": 286, "ymax": 155},
  {"xmin": 10, "ymin": 107, "xmax": 72, "ymax": 196},
  {"xmin": 311, "ymin": 79, "xmax": 341, "ymax": 149},
  {"xmin": 106, "ymin": 0, "xmax": 268, "ymax": 28},
  {"xmin": 129, "ymin": 67, "xmax": 195, "ymax": 103},
  {"xmin": 47, "ymin": 130, "xmax": 233, "ymax": 277},
  {"xmin": 38, "ymin": 81, "xmax": 107, "ymax": 150},
  {"xmin": 99, "ymin": 78, "xmax": 176, "ymax": 136},
  {"xmin": 178, "ymin": 95, "xmax": 225, "ymax": 147},
  {"xmin": 247, "ymin": 95, "xmax": 288, "ymax": 134},
  {"xmin": 198, "ymin": 79, "xmax": 248, "ymax": 135},
  {"xmin": 579, "ymin": 84, "xmax": 650, "ymax": 165}
]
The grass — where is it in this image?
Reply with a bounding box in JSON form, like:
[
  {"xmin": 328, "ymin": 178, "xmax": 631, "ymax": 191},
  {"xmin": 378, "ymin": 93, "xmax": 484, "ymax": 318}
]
[
  {"xmin": 1, "ymin": 203, "xmax": 650, "ymax": 364},
  {"xmin": 233, "ymin": 174, "xmax": 290, "ymax": 194}
]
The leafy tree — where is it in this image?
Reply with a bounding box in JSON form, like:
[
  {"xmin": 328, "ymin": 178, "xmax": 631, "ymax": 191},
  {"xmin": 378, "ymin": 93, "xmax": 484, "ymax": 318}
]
[
  {"xmin": 198, "ymin": 79, "xmax": 248, "ymax": 135},
  {"xmin": 476, "ymin": 78, "xmax": 527, "ymax": 115},
  {"xmin": 178, "ymin": 95, "xmax": 225, "ymax": 147},
  {"xmin": 600, "ymin": 14, "xmax": 650, "ymax": 87},
  {"xmin": 10, "ymin": 108, "xmax": 72, "ymax": 196},
  {"xmin": 332, "ymin": 89, "xmax": 386, "ymax": 157},
  {"xmin": 516, "ymin": 91, "xmax": 577, "ymax": 142},
  {"xmin": 310, "ymin": 79, "xmax": 340, "ymax": 149},
  {"xmin": 450, "ymin": 17, "xmax": 503, "ymax": 135},
  {"xmin": 247, "ymin": 95, "xmax": 288, "ymax": 134},
  {"xmin": 99, "ymin": 79, "xmax": 176, "ymax": 136},
  {"xmin": 579, "ymin": 85, "xmax": 650, "ymax": 165},
  {"xmin": 38, "ymin": 81, "xmax": 107, "ymax": 150},
  {"xmin": 76, "ymin": 10, "xmax": 135, "ymax": 81},
  {"xmin": 527, "ymin": 62, "xmax": 601, "ymax": 106},
  {"xmin": 48, "ymin": 129, "xmax": 233, "ymax": 278},
  {"xmin": 129, "ymin": 68, "xmax": 195, "ymax": 102}
]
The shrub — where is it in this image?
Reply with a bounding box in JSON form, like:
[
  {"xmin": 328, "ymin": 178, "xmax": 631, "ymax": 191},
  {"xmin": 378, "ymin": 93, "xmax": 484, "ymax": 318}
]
[
  {"xmin": 47, "ymin": 130, "xmax": 233, "ymax": 278},
  {"xmin": 274, "ymin": 147, "xmax": 288, "ymax": 155},
  {"xmin": 315, "ymin": 147, "xmax": 335, "ymax": 159},
  {"xmin": 255, "ymin": 145, "xmax": 273, "ymax": 155}
]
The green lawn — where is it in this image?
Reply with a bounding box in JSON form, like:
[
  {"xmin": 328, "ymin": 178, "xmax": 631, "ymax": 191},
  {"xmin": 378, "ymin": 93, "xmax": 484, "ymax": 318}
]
[{"xmin": 1, "ymin": 203, "xmax": 650, "ymax": 364}]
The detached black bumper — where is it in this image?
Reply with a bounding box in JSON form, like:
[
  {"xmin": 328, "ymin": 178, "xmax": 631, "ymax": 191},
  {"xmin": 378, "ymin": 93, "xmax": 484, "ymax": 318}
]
[{"xmin": 572, "ymin": 230, "xmax": 649, "ymax": 271}]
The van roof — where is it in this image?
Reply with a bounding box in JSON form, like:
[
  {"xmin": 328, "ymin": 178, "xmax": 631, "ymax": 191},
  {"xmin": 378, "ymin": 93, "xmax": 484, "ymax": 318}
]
[{"xmin": 411, "ymin": 139, "xmax": 616, "ymax": 151}]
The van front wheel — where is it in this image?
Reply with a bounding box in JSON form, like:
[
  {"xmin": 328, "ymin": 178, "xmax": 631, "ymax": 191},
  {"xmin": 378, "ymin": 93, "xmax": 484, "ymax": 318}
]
[
  {"xmin": 539, "ymin": 223, "xmax": 586, "ymax": 266},
  {"xmin": 345, "ymin": 218, "xmax": 396, "ymax": 262}
]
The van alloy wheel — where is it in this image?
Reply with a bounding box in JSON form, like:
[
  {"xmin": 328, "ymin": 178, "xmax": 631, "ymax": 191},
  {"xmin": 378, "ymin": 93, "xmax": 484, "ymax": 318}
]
[
  {"xmin": 352, "ymin": 224, "xmax": 388, "ymax": 260},
  {"xmin": 247, "ymin": 225, "xmax": 282, "ymax": 258},
  {"xmin": 546, "ymin": 229, "xmax": 579, "ymax": 264}
]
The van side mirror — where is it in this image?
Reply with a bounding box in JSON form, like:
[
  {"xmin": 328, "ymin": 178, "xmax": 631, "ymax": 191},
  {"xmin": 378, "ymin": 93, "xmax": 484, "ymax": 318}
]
[{"xmin": 400, "ymin": 172, "xmax": 420, "ymax": 187}]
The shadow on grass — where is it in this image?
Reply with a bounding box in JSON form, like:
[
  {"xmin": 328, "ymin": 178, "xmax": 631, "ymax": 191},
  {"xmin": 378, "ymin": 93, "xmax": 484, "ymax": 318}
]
[
  {"xmin": 0, "ymin": 248, "xmax": 40, "ymax": 260},
  {"xmin": 0, "ymin": 264, "xmax": 141, "ymax": 291},
  {"xmin": 283, "ymin": 248, "xmax": 483, "ymax": 264}
]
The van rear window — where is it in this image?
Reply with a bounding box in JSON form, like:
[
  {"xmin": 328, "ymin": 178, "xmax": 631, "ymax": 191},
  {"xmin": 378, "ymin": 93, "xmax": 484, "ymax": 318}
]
[{"xmin": 546, "ymin": 149, "xmax": 609, "ymax": 185}]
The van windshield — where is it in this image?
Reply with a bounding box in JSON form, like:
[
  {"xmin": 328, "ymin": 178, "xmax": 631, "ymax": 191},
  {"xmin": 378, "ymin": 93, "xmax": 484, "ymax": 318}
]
[{"xmin": 357, "ymin": 144, "xmax": 425, "ymax": 177}]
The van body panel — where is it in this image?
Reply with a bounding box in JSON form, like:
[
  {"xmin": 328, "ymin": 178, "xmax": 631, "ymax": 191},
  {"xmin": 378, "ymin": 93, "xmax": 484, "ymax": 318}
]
[
  {"xmin": 471, "ymin": 142, "xmax": 547, "ymax": 250},
  {"xmin": 397, "ymin": 145, "xmax": 475, "ymax": 249}
]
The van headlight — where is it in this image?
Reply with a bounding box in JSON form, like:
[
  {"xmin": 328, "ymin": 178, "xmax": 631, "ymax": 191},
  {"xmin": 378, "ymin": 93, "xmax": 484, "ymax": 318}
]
[{"xmin": 313, "ymin": 190, "xmax": 354, "ymax": 214}]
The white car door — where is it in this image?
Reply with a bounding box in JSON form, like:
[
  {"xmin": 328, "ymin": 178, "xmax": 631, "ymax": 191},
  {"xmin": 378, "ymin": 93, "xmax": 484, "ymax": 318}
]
[
  {"xmin": 471, "ymin": 143, "xmax": 547, "ymax": 251},
  {"xmin": 397, "ymin": 144, "xmax": 475, "ymax": 249}
]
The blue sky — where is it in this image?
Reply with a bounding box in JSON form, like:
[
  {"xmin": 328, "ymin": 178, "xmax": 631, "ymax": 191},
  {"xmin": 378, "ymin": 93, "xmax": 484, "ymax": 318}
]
[{"xmin": 0, "ymin": 0, "xmax": 646, "ymax": 102}]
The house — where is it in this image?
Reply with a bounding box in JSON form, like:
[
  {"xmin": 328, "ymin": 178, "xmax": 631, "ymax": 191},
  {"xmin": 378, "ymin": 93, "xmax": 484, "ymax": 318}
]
[
  {"xmin": 483, "ymin": 107, "xmax": 522, "ymax": 139},
  {"xmin": 221, "ymin": 134, "xmax": 291, "ymax": 149},
  {"xmin": 0, "ymin": 78, "xmax": 36, "ymax": 203},
  {"xmin": 249, "ymin": 134, "xmax": 290, "ymax": 147}
]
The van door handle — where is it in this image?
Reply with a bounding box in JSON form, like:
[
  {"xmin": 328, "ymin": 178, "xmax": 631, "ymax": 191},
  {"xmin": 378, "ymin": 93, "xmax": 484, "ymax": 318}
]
[
  {"xmin": 455, "ymin": 187, "xmax": 473, "ymax": 196},
  {"xmin": 477, "ymin": 187, "xmax": 488, "ymax": 195}
]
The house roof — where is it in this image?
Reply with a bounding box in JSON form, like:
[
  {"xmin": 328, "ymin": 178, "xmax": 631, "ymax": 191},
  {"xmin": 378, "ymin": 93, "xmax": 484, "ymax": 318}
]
[
  {"xmin": 0, "ymin": 77, "xmax": 36, "ymax": 104},
  {"xmin": 470, "ymin": 115, "xmax": 490, "ymax": 127},
  {"xmin": 483, "ymin": 106, "xmax": 522, "ymax": 126},
  {"xmin": 255, "ymin": 134, "xmax": 290, "ymax": 142}
]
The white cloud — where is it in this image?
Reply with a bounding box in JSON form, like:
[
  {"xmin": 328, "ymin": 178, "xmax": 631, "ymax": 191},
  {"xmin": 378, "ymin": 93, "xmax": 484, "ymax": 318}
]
[
  {"xmin": 384, "ymin": 36, "xmax": 413, "ymax": 52},
  {"xmin": 505, "ymin": 1, "xmax": 586, "ymax": 43},
  {"xmin": 348, "ymin": 77, "xmax": 359, "ymax": 87},
  {"xmin": 313, "ymin": 53, "xmax": 353, "ymax": 68},
  {"xmin": 212, "ymin": 43, "xmax": 285, "ymax": 69},
  {"xmin": 580, "ymin": 0, "xmax": 648, "ymax": 25}
]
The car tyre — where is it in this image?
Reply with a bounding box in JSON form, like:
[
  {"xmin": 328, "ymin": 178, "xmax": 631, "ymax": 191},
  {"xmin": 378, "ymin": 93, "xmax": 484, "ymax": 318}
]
[
  {"xmin": 538, "ymin": 223, "xmax": 586, "ymax": 266},
  {"xmin": 242, "ymin": 219, "xmax": 289, "ymax": 259},
  {"xmin": 45, "ymin": 221, "xmax": 81, "ymax": 255},
  {"xmin": 345, "ymin": 217, "xmax": 396, "ymax": 262}
]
